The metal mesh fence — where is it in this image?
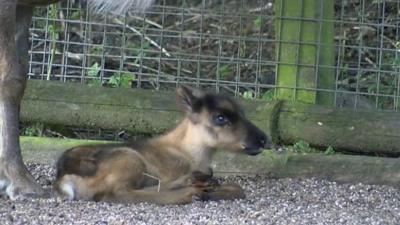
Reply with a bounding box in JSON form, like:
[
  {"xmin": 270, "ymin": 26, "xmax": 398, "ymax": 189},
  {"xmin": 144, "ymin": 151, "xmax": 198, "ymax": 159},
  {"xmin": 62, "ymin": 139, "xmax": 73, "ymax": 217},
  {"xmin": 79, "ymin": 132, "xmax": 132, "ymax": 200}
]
[{"xmin": 28, "ymin": 0, "xmax": 400, "ymax": 111}]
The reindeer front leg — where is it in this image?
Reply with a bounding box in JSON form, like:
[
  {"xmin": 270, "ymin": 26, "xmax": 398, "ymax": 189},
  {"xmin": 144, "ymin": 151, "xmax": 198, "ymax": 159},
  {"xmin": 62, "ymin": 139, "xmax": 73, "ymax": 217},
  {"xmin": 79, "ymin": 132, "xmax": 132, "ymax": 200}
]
[{"xmin": 0, "ymin": 1, "xmax": 44, "ymax": 199}]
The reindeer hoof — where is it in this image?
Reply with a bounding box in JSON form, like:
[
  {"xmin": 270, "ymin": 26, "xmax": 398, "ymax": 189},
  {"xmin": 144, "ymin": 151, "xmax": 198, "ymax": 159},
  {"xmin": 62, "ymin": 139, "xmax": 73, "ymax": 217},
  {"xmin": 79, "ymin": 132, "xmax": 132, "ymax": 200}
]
[
  {"xmin": 0, "ymin": 181, "xmax": 47, "ymax": 200},
  {"xmin": 0, "ymin": 164, "xmax": 46, "ymax": 200},
  {"xmin": 196, "ymin": 183, "xmax": 246, "ymax": 201}
]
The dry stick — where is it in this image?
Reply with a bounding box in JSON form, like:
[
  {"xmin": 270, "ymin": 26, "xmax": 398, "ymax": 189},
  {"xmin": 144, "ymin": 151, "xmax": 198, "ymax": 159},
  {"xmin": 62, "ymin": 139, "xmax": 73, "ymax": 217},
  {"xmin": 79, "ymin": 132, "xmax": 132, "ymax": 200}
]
[
  {"xmin": 112, "ymin": 18, "xmax": 171, "ymax": 57},
  {"xmin": 249, "ymin": 3, "xmax": 274, "ymax": 13},
  {"xmin": 30, "ymin": 49, "xmax": 178, "ymax": 79},
  {"xmin": 142, "ymin": 172, "xmax": 161, "ymax": 192},
  {"xmin": 364, "ymin": 56, "xmax": 377, "ymax": 68},
  {"xmin": 162, "ymin": 61, "xmax": 193, "ymax": 75},
  {"xmin": 127, "ymin": 14, "xmax": 163, "ymax": 29},
  {"xmin": 165, "ymin": 14, "xmax": 201, "ymax": 30}
]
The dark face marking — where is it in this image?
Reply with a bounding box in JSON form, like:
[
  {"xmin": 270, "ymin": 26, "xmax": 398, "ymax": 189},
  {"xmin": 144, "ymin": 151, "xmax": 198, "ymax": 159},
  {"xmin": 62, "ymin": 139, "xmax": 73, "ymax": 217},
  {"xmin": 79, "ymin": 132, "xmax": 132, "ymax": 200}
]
[
  {"xmin": 201, "ymin": 95, "xmax": 241, "ymax": 127},
  {"xmin": 212, "ymin": 114, "xmax": 230, "ymax": 126},
  {"xmin": 177, "ymin": 86, "xmax": 270, "ymax": 155}
]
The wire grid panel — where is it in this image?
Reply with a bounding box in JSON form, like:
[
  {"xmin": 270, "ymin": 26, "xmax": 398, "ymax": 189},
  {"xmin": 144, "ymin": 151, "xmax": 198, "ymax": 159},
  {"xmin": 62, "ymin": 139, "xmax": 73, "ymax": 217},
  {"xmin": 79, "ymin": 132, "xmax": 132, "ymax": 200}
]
[
  {"xmin": 29, "ymin": 0, "xmax": 275, "ymax": 97},
  {"xmin": 28, "ymin": 0, "xmax": 400, "ymax": 110},
  {"xmin": 333, "ymin": 0, "xmax": 400, "ymax": 111}
]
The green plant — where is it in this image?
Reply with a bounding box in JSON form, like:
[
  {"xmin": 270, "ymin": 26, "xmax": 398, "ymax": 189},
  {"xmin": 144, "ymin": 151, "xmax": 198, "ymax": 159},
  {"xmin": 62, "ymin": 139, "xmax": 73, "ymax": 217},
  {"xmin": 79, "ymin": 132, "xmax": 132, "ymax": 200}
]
[
  {"xmin": 339, "ymin": 64, "xmax": 349, "ymax": 80},
  {"xmin": 242, "ymin": 90, "xmax": 254, "ymax": 99},
  {"xmin": 241, "ymin": 89, "xmax": 276, "ymax": 101},
  {"xmin": 22, "ymin": 123, "xmax": 44, "ymax": 137},
  {"xmin": 288, "ymin": 140, "xmax": 316, "ymax": 154},
  {"xmin": 88, "ymin": 62, "xmax": 101, "ymax": 77},
  {"xmin": 261, "ymin": 90, "xmax": 275, "ymax": 101},
  {"xmin": 393, "ymin": 58, "xmax": 400, "ymax": 70},
  {"xmin": 253, "ymin": 16, "xmax": 262, "ymax": 30},
  {"xmin": 127, "ymin": 41, "xmax": 151, "ymax": 64},
  {"xmin": 69, "ymin": 10, "xmax": 81, "ymax": 20},
  {"xmin": 395, "ymin": 41, "xmax": 400, "ymax": 49},
  {"xmin": 89, "ymin": 45, "xmax": 103, "ymax": 56},
  {"xmin": 324, "ymin": 146, "xmax": 335, "ymax": 155},
  {"xmin": 87, "ymin": 62, "xmax": 102, "ymax": 86},
  {"xmin": 108, "ymin": 72, "xmax": 134, "ymax": 88},
  {"xmin": 33, "ymin": 8, "xmax": 48, "ymax": 30},
  {"xmin": 218, "ymin": 65, "xmax": 232, "ymax": 79}
]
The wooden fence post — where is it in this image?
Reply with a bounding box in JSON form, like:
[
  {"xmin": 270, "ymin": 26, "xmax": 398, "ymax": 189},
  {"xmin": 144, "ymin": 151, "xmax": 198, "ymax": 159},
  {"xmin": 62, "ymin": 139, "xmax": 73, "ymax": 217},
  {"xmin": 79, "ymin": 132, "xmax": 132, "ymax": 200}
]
[{"xmin": 275, "ymin": 0, "xmax": 335, "ymax": 105}]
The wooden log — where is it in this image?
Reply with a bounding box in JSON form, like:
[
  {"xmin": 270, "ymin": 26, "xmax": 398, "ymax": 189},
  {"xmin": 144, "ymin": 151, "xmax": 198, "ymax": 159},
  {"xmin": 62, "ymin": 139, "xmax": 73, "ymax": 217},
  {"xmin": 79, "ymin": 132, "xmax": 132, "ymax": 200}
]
[
  {"xmin": 21, "ymin": 80, "xmax": 400, "ymax": 155},
  {"xmin": 21, "ymin": 80, "xmax": 275, "ymax": 135},
  {"xmin": 22, "ymin": 80, "xmax": 185, "ymax": 135},
  {"xmin": 20, "ymin": 136, "xmax": 400, "ymax": 188},
  {"xmin": 20, "ymin": 136, "xmax": 111, "ymax": 164},
  {"xmin": 278, "ymin": 102, "xmax": 400, "ymax": 156}
]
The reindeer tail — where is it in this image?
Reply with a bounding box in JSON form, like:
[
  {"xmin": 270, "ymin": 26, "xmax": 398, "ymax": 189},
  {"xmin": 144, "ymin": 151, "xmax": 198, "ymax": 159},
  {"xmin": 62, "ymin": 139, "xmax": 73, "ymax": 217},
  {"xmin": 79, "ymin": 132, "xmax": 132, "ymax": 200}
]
[{"xmin": 86, "ymin": 0, "xmax": 154, "ymax": 14}]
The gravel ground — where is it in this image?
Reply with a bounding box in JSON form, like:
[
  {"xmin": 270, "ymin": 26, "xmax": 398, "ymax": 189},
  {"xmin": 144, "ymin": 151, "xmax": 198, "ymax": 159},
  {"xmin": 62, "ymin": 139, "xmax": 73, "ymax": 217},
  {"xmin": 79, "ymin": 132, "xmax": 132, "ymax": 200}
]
[{"xmin": 0, "ymin": 164, "xmax": 399, "ymax": 225}]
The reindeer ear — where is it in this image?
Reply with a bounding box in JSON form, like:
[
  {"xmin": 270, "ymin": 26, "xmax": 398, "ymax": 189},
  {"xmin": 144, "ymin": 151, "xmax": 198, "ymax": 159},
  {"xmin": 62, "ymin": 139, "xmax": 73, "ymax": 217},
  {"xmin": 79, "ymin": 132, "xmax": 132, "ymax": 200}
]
[{"xmin": 176, "ymin": 85, "xmax": 204, "ymax": 112}]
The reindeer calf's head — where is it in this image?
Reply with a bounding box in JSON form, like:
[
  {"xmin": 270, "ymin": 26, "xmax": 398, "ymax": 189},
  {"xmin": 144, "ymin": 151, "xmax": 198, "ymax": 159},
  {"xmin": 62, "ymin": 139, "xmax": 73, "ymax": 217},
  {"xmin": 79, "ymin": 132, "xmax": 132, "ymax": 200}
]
[{"xmin": 177, "ymin": 86, "xmax": 270, "ymax": 155}]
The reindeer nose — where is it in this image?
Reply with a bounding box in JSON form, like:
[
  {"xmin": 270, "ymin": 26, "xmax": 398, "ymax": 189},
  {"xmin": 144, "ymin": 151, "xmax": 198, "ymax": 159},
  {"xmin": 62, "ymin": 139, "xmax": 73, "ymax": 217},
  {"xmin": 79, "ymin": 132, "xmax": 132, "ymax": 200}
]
[
  {"xmin": 259, "ymin": 133, "xmax": 270, "ymax": 148},
  {"xmin": 260, "ymin": 138, "xmax": 266, "ymax": 146},
  {"xmin": 259, "ymin": 136, "xmax": 266, "ymax": 146}
]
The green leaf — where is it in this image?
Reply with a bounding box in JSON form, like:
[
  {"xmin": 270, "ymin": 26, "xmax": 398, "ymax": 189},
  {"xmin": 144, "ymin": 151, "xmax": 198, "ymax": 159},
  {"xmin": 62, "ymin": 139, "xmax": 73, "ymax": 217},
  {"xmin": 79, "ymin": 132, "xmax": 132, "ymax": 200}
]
[
  {"xmin": 253, "ymin": 16, "xmax": 262, "ymax": 29},
  {"xmin": 393, "ymin": 58, "xmax": 400, "ymax": 68},
  {"xmin": 288, "ymin": 140, "xmax": 316, "ymax": 154},
  {"xmin": 108, "ymin": 76, "xmax": 119, "ymax": 87},
  {"xmin": 324, "ymin": 146, "xmax": 335, "ymax": 155},
  {"xmin": 119, "ymin": 73, "xmax": 134, "ymax": 87},
  {"xmin": 107, "ymin": 73, "xmax": 134, "ymax": 88},
  {"xmin": 395, "ymin": 42, "xmax": 400, "ymax": 49},
  {"xmin": 218, "ymin": 65, "xmax": 232, "ymax": 79},
  {"xmin": 70, "ymin": 11, "xmax": 81, "ymax": 20},
  {"xmin": 261, "ymin": 90, "xmax": 275, "ymax": 101},
  {"xmin": 88, "ymin": 62, "xmax": 101, "ymax": 77},
  {"xmin": 243, "ymin": 90, "xmax": 254, "ymax": 99}
]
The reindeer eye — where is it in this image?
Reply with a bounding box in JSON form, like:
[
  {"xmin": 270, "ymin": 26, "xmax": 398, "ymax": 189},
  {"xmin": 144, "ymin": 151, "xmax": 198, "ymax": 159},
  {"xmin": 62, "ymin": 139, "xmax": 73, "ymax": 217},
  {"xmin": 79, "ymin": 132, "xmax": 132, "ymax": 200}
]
[{"xmin": 213, "ymin": 114, "xmax": 230, "ymax": 126}]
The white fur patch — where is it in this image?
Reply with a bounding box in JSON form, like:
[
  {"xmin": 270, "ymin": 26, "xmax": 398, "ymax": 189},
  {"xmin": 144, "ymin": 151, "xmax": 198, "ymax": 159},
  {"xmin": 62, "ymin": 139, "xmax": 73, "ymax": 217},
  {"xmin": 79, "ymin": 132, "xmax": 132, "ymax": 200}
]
[
  {"xmin": 5, "ymin": 183, "xmax": 16, "ymax": 200},
  {"xmin": 87, "ymin": 0, "xmax": 154, "ymax": 15},
  {"xmin": 0, "ymin": 179, "xmax": 9, "ymax": 192},
  {"xmin": 0, "ymin": 103, "xmax": 5, "ymax": 158},
  {"xmin": 0, "ymin": 180, "xmax": 17, "ymax": 200},
  {"xmin": 59, "ymin": 182, "xmax": 75, "ymax": 200}
]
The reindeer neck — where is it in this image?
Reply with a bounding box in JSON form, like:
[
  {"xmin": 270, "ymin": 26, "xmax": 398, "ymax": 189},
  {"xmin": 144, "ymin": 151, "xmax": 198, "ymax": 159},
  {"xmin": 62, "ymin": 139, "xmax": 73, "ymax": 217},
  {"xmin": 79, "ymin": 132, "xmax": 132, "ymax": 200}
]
[{"xmin": 153, "ymin": 118, "xmax": 216, "ymax": 171}]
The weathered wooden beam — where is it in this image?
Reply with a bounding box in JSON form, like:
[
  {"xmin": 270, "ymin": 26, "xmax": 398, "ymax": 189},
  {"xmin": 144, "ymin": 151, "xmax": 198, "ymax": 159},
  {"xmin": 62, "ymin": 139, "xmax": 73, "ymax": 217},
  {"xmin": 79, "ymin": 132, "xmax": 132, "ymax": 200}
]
[
  {"xmin": 21, "ymin": 80, "xmax": 274, "ymax": 135},
  {"xmin": 277, "ymin": 102, "xmax": 400, "ymax": 156},
  {"xmin": 22, "ymin": 80, "xmax": 185, "ymax": 135},
  {"xmin": 21, "ymin": 80, "xmax": 400, "ymax": 155}
]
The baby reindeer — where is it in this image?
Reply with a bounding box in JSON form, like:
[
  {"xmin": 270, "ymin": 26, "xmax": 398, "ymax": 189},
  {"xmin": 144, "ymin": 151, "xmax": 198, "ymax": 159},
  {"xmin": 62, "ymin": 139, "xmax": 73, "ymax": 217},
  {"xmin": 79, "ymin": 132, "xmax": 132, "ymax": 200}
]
[{"xmin": 54, "ymin": 86, "xmax": 269, "ymax": 204}]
